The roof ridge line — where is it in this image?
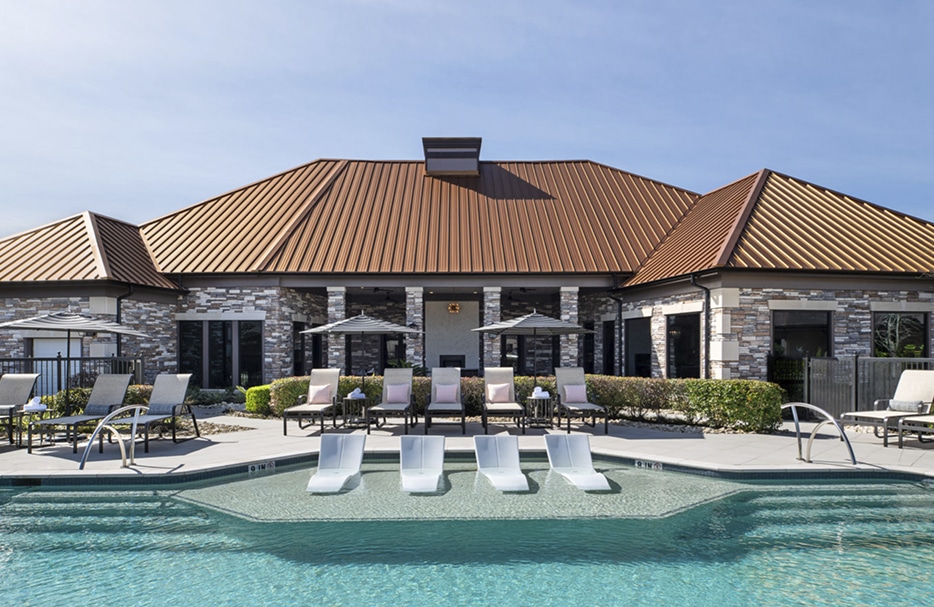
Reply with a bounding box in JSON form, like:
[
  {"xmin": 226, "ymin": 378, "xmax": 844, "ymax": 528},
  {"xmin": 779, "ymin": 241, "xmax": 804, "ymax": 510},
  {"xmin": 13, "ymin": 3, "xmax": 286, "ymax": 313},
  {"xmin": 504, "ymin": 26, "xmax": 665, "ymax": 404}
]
[
  {"xmin": 253, "ymin": 160, "xmax": 349, "ymax": 271},
  {"xmin": 713, "ymin": 169, "xmax": 771, "ymax": 268},
  {"xmin": 82, "ymin": 211, "xmax": 111, "ymax": 280}
]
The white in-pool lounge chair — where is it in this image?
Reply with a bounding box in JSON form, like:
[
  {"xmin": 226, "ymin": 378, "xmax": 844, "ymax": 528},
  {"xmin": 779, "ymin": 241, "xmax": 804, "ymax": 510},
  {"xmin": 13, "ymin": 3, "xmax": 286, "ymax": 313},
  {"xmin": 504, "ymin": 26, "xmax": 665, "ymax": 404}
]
[
  {"xmin": 116, "ymin": 373, "xmax": 197, "ymax": 453},
  {"xmin": 474, "ymin": 434, "xmax": 528, "ymax": 491},
  {"xmin": 400, "ymin": 435, "xmax": 445, "ymax": 493},
  {"xmin": 0, "ymin": 373, "xmax": 39, "ymax": 445},
  {"xmin": 544, "ymin": 433, "xmax": 610, "ymax": 491},
  {"xmin": 283, "ymin": 368, "xmax": 341, "ymax": 435},
  {"xmin": 840, "ymin": 369, "xmax": 934, "ymax": 446},
  {"xmin": 554, "ymin": 367, "xmax": 608, "ymax": 434},
  {"xmin": 367, "ymin": 368, "xmax": 416, "ymax": 434},
  {"xmin": 482, "ymin": 367, "xmax": 525, "ymax": 434},
  {"xmin": 307, "ymin": 434, "xmax": 366, "ymax": 493},
  {"xmin": 425, "ymin": 367, "xmax": 465, "ymax": 434},
  {"xmin": 28, "ymin": 373, "xmax": 132, "ymax": 453}
]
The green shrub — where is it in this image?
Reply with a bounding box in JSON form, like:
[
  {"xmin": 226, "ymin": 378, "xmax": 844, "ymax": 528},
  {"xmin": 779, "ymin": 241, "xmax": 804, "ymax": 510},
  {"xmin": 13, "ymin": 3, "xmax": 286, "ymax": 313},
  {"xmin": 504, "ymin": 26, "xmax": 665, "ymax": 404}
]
[
  {"xmin": 245, "ymin": 385, "xmax": 272, "ymax": 415},
  {"xmin": 268, "ymin": 372, "xmax": 784, "ymax": 433}
]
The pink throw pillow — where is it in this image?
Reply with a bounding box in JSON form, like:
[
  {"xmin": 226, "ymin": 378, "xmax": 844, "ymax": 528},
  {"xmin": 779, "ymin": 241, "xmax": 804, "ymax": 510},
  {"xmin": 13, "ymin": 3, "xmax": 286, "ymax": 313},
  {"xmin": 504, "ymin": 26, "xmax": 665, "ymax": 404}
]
[
  {"xmin": 386, "ymin": 383, "xmax": 410, "ymax": 403},
  {"xmin": 434, "ymin": 383, "xmax": 459, "ymax": 402},
  {"xmin": 308, "ymin": 384, "xmax": 331, "ymax": 404},
  {"xmin": 563, "ymin": 384, "xmax": 588, "ymax": 403},
  {"xmin": 487, "ymin": 383, "xmax": 511, "ymax": 403}
]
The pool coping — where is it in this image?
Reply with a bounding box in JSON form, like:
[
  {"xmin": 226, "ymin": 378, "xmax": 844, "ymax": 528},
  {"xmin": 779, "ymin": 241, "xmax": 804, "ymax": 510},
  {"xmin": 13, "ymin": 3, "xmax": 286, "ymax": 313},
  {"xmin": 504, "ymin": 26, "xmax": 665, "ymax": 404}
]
[{"xmin": 3, "ymin": 446, "xmax": 931, "ymax": 488}]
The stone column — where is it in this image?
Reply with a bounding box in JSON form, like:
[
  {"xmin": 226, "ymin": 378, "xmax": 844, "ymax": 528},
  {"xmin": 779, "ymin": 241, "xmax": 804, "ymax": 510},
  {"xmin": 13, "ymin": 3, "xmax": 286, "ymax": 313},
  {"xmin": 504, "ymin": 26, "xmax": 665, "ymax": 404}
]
[
  {"xmin": 482, "ymin": 287, "xmax": 502, "ymax": 369},
  {"xmin": 559, "ymin": 287, "xmax": 579, "ymax": 368},
  {"xmin": 405, "ymin": 287, "xmax": 424, "ymax": 368},
  {"xmin": 326, "ymin": 287, "xmax": 346, "ymax": 372}
]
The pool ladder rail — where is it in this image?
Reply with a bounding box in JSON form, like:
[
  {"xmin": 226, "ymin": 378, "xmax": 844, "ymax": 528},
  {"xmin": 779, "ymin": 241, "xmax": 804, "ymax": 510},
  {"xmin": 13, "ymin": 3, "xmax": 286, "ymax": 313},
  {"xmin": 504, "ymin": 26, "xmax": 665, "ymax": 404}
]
[
  {"xmin": 78, "ymin": 405, "xmax": 150, "ymax": 470},
  {"xmin": 782, "ymin": 402, "xmax": 857, "ymax": 466}
]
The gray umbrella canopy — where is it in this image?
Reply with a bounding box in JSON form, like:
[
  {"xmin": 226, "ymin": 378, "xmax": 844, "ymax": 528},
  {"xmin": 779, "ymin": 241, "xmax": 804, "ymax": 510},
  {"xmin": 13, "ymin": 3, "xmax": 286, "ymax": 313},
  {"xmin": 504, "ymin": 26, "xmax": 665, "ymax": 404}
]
[
  {"xmin": 0, "ymin": 312, "xmax": 150, "ymax": 338},
  {"xmin": 473, "ymin": 310, "xmax": 592, "ymax": 385},
  {"xmin": 473, "ymin": 310, "xmax": 592, "ymax": 337},
  {"xmin": 302, "ymin": 313, "xmax": 421, "ymax": 383},
  {"xmin": 301, "ymin": 313, "xmax": 421, "ymax": 336},
  {"xmin": 0, "ymin": 312, "xmax": 149, "ymax": 413}
]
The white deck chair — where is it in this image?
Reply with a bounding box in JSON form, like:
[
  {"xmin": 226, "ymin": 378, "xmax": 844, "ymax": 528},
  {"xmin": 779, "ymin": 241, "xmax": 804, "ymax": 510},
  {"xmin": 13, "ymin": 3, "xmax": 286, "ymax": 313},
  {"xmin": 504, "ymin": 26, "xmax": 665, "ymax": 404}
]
[
  {"xmin": 0, "ymin": 373, "xmax": 39, "ymax": 445},
  {"xmin": 306, "ymin": 434, "xmax": 366, "ymax": 493},
  {"xmin": 283, "ymin": 368, "xmax": 341, "ymax": 435},
  {"xmin": 28, "ymin": 373, "xmax": 132, "ymax": 453},
  {"xmin": 482, "ymin": 367, "xmax": 525, "ymax": 434},
  {"xmin": 544, "ymin": 433, "xmax": 610, "ymax": 491},
  {"xmin": 474, "ymin": 434, "xmax": 528, "ymax": 491},
  {"xmin": 425, "ymin": 367, "xmax": 465, "ymax": 434},
  {"xmin": 554, "ymin": 367, "xmax": 608, "ymax": 434},
  {"xmin": 840, "ymin": 369, "xmax": 934, "ymax": 446},
  {"xmin": 367, "ymin": 367, "xmax": 416, "ymax": 434},
  {"xmin": 400, "ymin": 435, "xmax": 445, "ymax": 493}
]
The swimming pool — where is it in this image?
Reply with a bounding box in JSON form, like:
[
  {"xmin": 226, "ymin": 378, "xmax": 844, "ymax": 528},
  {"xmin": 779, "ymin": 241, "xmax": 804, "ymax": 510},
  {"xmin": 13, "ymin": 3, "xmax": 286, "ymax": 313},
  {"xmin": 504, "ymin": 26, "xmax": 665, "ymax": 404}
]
[{"xmin": 1, "ymin": 461, "xmax": 933, "ymax": 607}]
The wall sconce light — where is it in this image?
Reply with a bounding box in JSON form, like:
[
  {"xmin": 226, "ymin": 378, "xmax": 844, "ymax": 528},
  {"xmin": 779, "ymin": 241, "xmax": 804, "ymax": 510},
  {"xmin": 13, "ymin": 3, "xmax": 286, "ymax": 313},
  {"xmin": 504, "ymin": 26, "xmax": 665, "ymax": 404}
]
[{"xmin": 448, "ymin": 302, "xmax": 460, "ymax": 314}]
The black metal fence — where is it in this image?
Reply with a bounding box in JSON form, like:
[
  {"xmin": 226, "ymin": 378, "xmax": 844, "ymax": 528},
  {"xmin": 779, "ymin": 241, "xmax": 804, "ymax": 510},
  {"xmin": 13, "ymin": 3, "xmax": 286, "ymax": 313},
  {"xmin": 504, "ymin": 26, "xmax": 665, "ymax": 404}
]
[
  {"xmin": 769, "ymin": 355, "xmax": 934, "ymax": 419},
  {"xmin": 0, "ymin": 356, "xmax": 144, "ymax": 397}
]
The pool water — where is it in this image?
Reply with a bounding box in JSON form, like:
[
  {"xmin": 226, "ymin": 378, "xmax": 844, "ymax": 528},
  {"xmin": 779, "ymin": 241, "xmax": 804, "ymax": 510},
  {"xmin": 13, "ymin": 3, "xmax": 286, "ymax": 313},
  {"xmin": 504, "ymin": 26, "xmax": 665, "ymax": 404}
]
[{"xmin": 1, "ymin": 464, "xmax": 933, "ymax": 607}]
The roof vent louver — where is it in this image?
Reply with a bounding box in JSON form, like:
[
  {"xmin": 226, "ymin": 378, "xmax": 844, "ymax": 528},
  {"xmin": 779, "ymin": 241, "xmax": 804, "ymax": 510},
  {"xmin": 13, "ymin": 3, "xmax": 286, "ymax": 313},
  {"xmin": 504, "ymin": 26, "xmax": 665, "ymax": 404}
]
[{"xmin": 422, "ymin": 137, "xmax": 482, "ymax": 177}]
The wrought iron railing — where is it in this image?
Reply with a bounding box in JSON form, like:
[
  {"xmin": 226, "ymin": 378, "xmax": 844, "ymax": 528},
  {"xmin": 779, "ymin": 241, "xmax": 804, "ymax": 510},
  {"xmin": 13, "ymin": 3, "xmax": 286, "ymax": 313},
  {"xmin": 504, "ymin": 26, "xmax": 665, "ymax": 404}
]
[{"xmin": 0, "ymin": 356, "xmax": 144, "ymax": 397}]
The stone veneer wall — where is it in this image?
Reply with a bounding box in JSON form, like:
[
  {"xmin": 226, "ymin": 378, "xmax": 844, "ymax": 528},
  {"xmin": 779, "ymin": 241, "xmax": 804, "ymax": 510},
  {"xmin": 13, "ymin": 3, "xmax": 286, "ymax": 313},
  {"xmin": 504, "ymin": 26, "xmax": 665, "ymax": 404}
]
[
  {"xmin": 181, "ymin": 286, "xmax": 323, "ymax": 384},
  {"xmin": 0, "ymin": 297, "xmax": 97, "ymax": 357},
  {"xmin": 581, "ymin": 294, "xmax": 617, "ymax": 375}
]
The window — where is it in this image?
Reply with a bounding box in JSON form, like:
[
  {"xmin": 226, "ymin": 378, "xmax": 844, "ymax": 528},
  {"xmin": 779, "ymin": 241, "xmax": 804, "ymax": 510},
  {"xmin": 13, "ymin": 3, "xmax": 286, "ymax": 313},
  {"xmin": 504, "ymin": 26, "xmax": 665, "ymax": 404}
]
[
  {"xmin": 625, "ymin": 317, "xmax": 651, "ymax": 377},
  {"xmin": 666, "ymin": 314, "xmax": 700, "ymax": 378},
  {"xmin": 772, "ymin": 311, "xmax": 831, "ymax": 358},
  {"xmin": 873, "ymin": 312, "xmax": 927, "ymax": 357},
  {"xmin": 178, "ymin": 320, "xmax": 264, "ymax": 389}
]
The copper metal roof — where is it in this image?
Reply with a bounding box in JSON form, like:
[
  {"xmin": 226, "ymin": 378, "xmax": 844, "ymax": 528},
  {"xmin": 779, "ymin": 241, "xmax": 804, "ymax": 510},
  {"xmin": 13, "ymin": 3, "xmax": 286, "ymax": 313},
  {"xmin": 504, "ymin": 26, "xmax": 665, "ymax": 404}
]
[
  {"xmin": 142, "ymin": 160, "xmax": 699, "ymax": 275},
  {"xmin": 627, "ymin": 170, "xmax": 934, "ymax": 286},
  {"xmin": 0, "ymin": 212, "xmax": 176, "ymax": 289}
]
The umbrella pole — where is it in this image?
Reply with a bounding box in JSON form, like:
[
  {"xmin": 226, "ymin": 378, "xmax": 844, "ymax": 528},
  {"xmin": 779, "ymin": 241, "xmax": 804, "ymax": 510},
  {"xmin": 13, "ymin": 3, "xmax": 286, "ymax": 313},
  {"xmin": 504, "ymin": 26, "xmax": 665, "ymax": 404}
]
[{"xmin": 65, "ymin": 329, "xmax": 71, "ymax": 416}]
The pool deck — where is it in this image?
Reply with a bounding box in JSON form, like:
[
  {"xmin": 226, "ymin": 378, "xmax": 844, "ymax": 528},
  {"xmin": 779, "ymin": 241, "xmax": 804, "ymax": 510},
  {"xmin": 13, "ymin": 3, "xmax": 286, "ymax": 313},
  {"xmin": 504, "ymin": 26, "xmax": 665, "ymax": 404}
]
[{"xmin": 3, "ymin": 413, "xmax": 934, "ymax": 484}]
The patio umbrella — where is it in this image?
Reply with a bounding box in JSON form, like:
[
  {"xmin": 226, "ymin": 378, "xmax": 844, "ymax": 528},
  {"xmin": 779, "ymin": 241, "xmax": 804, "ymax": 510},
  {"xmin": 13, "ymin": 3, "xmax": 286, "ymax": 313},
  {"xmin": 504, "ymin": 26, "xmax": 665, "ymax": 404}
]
[
  {"xmin": 473, "ymin": 310, "xmax": 592, "ymax": 386},
  {"xmin": 0, "ymin": 312, "xmax": 149, "ymax": 414},
  {"xmin": 301, "ymin": 313, "xmax": 421, "ymax": 389}
]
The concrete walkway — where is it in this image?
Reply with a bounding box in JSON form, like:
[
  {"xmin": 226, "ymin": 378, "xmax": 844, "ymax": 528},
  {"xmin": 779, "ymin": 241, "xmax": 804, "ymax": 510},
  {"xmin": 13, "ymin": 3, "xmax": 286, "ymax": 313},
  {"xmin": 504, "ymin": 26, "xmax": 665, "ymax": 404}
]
[{"xmin": 3, "ymin": 413, "xmax": 934, "ymax": 483}]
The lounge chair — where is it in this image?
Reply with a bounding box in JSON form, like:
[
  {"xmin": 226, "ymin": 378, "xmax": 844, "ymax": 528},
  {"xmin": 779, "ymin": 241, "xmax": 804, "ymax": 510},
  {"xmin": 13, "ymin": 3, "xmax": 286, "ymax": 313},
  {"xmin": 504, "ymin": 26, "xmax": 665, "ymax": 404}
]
[
  {"xmin": 544, "ymin": 433, "xmax": 610, "ymax": 491},
  {"xmin": 366, "ymin": 368, "xmax": 416, "ymax": 434},
  {"xmin": 283, "ymin": 368, "xmax": 341, "ymax": 435},
  {"xmin": 0, "ymin": 373, "xmax": 39, "ymax": 445},
  {"xmin": 474, "ymin": 434, "xmax": 528, "ymax": 491},
  {"xmin": 306, "ymin": 434, "xmax": 366, "ymax": 493},
  {"xmin": 482, "ymin": 367, "xmax": 525, "ymax": 434},
  {"xmin": 425, "ymin": 367, "xmax": 465, "ymax": 434},
  {"xmin": 840, "ymin": 369, "xmax": 934, "ymax": 446},
  {"xmin": 400, "ymin": 435, "xmax": 445, "ymax": 493},
  {"xmin": 28, "ymin": 373, "xmax": 132, "ymax": 453},
  {"xmin": 117, "ymin": 373, "xmax": 197, "ymax": 453},
  {"xmin": 554, "ymin": 367, "xmax": 608, "ymax": 434}
]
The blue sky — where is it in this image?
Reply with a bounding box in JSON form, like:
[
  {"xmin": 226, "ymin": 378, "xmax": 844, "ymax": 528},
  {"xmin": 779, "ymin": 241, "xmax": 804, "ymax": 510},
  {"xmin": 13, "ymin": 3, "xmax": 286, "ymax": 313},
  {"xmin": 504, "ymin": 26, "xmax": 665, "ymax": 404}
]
[{"xmin": 1, "ymin": 0, "xmax": 931, "ymax": 238}]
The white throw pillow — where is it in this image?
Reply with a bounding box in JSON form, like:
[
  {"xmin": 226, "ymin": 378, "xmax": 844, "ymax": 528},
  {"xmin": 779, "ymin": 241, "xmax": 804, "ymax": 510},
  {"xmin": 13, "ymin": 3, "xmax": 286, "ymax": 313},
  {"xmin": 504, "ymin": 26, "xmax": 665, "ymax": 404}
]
[
  {"xmin": 434, "ymin": 383, "xmax": 459, "ymax": 403},
  {"xmin": 308, "ymin": 384, "xmax": 331, "ymax": 404},
  {"xmin": 386, "ymin": 383, "xmax": 410, "ymax": 404},
  {"xmin": 563, "ymin": 384, "xmax": 588, "ymax": 403},
  {"xmin": 889, "ymin": 399, "xmax": 923, "ymax": 412},
  {"xmin": 487, "ymin": 383, "xmax": 511, "ymax": 403}
]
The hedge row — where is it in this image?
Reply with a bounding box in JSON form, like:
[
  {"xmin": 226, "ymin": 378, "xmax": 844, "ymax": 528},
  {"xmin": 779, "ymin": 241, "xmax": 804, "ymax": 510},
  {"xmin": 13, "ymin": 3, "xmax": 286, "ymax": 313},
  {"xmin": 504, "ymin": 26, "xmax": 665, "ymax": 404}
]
[{"xmin": 268, "ymin": 374, "xmax": 785, "ymax": 433}]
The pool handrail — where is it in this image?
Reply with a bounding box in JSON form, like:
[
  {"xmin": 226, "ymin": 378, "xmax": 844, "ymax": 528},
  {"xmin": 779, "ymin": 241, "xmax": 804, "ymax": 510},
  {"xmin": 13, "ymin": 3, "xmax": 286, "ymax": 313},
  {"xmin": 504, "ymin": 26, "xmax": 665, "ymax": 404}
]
[
  {"xmin": 781, "ymin": 402, "xmax": 857, "ymax": 465},
  {"xmin": 78, "ymin": 404, "xmax": 149, "ymax": 470}
]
